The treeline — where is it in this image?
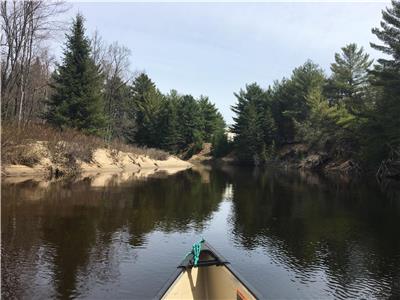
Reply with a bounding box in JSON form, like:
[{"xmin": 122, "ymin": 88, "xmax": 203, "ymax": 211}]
[
  {"xmin": 45, "ymin": 14, "xmax": 225, "ymax": 153},
  {"xmin": 2, "ymin": 1, "xmax": 399, "ymax": 169},
  {"xmin": 231, "ymin": 0, "xmax": 400, "ymax": 169},
  {"xmin": 1, "ymin": 4, "xmax": 225, "ymax": 155}
]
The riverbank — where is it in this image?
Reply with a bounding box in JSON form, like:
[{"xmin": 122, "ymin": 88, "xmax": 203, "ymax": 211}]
[
  {"xmin": 189, "ymin": 142, "xmax": 363, "ymax": 175},
  {"xmin": 1, "ymin": 124, "xmax": 192, "ymax": 178},
  {"xmin": 2, "ymin": 144, "xmax": 192, "ymax": 178},
  {"xmin": 3, "ymin": 146, "xmax": 192, "ymax": 178},
  {"xmin": 192, "ymin": 141, "xmax": 394, "ymax": 179},
  {"xmin": 277, "ymin": 143, "xmax": 363, "ymax": 175}
]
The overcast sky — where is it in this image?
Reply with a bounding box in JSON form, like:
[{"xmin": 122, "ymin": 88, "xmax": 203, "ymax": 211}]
[{"xmin": 55, "ymin": 2, "xmax": 389, "ymax": 123}]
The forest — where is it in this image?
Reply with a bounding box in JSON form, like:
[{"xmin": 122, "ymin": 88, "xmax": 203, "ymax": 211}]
[
  {"xmin": 1, "ymin": 3, "xmax": 226, "ymax": 159},
  {"xmin": 1, "ymin": 0, "xmax": 399, "ymax": 175},
  {"xmin": 231, "ymin": 0, "xmax": 400, "ymax": 174}
]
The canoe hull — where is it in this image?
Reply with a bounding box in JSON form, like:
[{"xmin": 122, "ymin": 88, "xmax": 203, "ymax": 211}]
[
  {"xmin": 161, "ymin": 262, "xmax": 256, "ymax": 300},
  {"xmin": 157, "ymin": 242, "xmax": 261, "ymax": 300}
]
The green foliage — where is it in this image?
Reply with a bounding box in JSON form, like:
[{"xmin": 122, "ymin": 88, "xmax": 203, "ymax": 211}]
[
  {"xmin": 159, "ymin": 90, "xmax": 181, "ymax": 152},
  {"xmin": 211, "ymin": 130, "xmax": 231, "ymax": 158},
  {"xmin": 283, "ymin": 60, "xmax": 325, "ymax": 122},
  {"xmin": 177, "ymin": 95, "xmax": 204, "ymax": 148},
  {"xmin": 231, "ymin": 12, "xmax": 399, "ymax": 170},
  {"xmin": 269, "ymin": 61, "xmax": 325, "ymax": 143},
  {"xmin": 323, "ymin": 44, "xmax": 373, "ymax": 158},
  {"xmin": 198, "ymin": 96, "xmax": 226, "ymax": 142},
  {"xmin": 41, "ymin": 4, "xmax": 400, "ymax": 170},
  {"xmin": 45, "ymin": 14, "xmax": 106, "ymax": 136},
  {"xmin": 26, "ymin": 12, "xmax": 226, "ymax": 157},
  {"xmin": 130, "ymin": 73, "xmax": 163, "ymax": 148},
  {"xmin": 367, "ymin": 0, "xmax": 400, "ymax": 160},
  {"xmin": 232, "ymin": 83, "xmax": 276, "ymax": 164},
  {"xmin": 295, "ymin": 85, "xmax": 354, "ymax": 152},
  {"xmin": 125, "ymin": 81, "xmax": 225, "ymax": 155},
  {"xmin": 231, "ymin": 64, "xmax": 326, "ymax": 165},
  {"xmin": 325, "ymin": 43, "xmax": 373, "ymax": 118}
]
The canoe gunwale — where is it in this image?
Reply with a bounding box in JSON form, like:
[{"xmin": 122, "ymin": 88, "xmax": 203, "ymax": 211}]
[
  {"xmin": 203, "ymin": 242, "xmax": 263, "ymax": 300},
  {"xmin": 155, "ymin": 242, "xmax": 263, "ymax": 300},
  {"xmin": 155, "ymin": 266, "xmax": 185, "ymax": 300}
]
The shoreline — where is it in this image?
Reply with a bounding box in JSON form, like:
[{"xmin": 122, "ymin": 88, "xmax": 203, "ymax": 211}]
[{"xmin": 2, "ymin": 147, "xmax": 192, "ymax": 178}]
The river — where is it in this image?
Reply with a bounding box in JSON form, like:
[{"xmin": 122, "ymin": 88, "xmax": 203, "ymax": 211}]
[{"xmin": 2, "ymin": 166, "xmax": 400, "ymax": 299}]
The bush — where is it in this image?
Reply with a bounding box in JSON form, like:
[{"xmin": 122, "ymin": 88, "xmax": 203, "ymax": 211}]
[{"xmin": 211, "ymin": 131, "xmax": 231, "ymax": 158}]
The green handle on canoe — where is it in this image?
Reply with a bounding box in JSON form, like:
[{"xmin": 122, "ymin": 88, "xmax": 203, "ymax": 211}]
[{"xmin": 186, "ymin": 238, "xmax": 205, "ymax": 267}]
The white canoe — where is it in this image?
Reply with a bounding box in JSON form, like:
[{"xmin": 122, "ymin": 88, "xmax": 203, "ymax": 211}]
[{"xmin": 157, "ymin": 242, "xmax": 262, "ymax": 300}]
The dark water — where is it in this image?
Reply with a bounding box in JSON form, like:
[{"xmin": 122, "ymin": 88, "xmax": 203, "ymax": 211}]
[{"xmin": 2, "ymin": 166, "xmax": 400, "ymax": 299}]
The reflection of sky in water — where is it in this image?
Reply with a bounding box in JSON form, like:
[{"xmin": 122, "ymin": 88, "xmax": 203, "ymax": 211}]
[{"xmin": 2, "ymin": 167, "xmax": 399, "ymax": 299}]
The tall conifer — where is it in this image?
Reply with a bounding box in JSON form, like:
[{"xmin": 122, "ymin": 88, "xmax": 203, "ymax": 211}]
[
  {"xmin": 45, "ymin": 14, "xmax": 105, "ymax": 135},
  {"xmin": 370, "ymin": 0, "xmax": 400, "ymax": 155},
  {"xmin": 327, "ymin": 43, "xmax": 373, "ymax": 112}
]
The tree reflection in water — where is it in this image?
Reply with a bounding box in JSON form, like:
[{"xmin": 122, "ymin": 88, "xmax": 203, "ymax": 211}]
[
  {"xmin": 228, "ymin": 167, "xmax": 400, "ymax": 298},
  {"xmin": 1, "ymin": 166, "xmax": 399, "ymax": 299},
  {"xmin": 1, "ymin": 169, "xmax": 227, "ymax": 299}
]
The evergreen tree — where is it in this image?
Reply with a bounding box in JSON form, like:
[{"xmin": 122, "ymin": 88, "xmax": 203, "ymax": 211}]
[
  {"xmin": 231, "ymin": 83, "xmax": 265, "ymax": 138},
  {"xmin": 211, "ymin": 130, "xmax": 230, "ymax": 158},
  {"xmin": 318, "ymin": 44, "xmax": 374, "ymax": 158},
  {"xmin": 295, "ymin": 85, "xmax": 351, "ymax": 151},
  {"xmin": 231, "ymin": 83, "xmax": 271, "ymax": 164},
  {"xmin": 198, "ymin": 96, "xmax": 226, "ymax": 142},
  {"xmin": 270, "ymin": 61, "xmax": 325, "ymax": 143},
  {"xmin": 177, "ymin": 95, "xmax": 203, "ymax": 150},
  {"xmin": 131, "ymin": 73, "xmax": 163, "ymax": 147},
  {"xmin": 261, "ymin": 108, "xmax": 277, "ymax": 147},
  {"xmin": 285, "ymin": 60, "xmax": 325, "ymax": 122},
  {"xmin": 159, "ymin": 90, "xmax": 181, "ymax": 152},
  {"xmin": 45, "ymin": 14, "xmax": 106, "ymax": 135},
  {"xmin": 237, "ymin": 102, "xmax": 263, "ymax": 163},
  {"xmin": 369, "ymin": 0, "xmax": 400, "ymax": 156},
  {"xmin": 269, "ymin": 79, "xmax": 293, "ymax": 143},
  {"xmin": 326, "ymin": 43, "xmax": 373, "ymax": 113}
]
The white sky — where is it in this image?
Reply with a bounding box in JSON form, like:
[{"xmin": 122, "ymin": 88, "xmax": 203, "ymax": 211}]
[{"xmin": 53, "ymin": 1, "xmax": 390, "ymax": 123}]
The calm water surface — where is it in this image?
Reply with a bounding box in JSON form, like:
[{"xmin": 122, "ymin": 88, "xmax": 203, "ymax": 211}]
[{"xmin": 2, "ymin": 166, "xmax": 400, "ymax": 299}]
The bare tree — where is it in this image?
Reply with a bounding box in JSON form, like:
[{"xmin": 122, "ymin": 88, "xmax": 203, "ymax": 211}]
[
  {"xmin": 90, "ymin": 32, "xmax": 135, "ymax": 141},
  {"xmin": 103, "ymin": 42, "xmax": 134, "ymax": 140},
  {"xmin": 91, "ymin": 29, "xmax": 106, "ymax": 67},
  {"xmin": 0, "ymin": 0, "xmax": 68, "ymax": 126},
  {"xmin": 104, "ymin": 41, "xmax": 132, "ymax": 82}
]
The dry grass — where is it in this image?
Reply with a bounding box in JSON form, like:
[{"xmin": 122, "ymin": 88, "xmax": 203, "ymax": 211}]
[
  {"xmin": 1, "ymin": 122, "xmax": 169, "ymax": 169},
  {"xmin": 108, "ymin": 139, "xmax": 169, "ymax": 161}
]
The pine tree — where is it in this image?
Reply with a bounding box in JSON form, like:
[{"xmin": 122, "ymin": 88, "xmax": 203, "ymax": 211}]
[
  {"xmin": 130, "ymin": 73, "xmax": 163, "ymax": 147},
  {"xmin": 369, "ymin": 0, "xmax": 400, "ymax": 154},
  {"xmin": 211, "ymin": 130, "xmax": 230, "ymax": 158},
  {"xmin": 231, "ymin": 83, "xmax": 266, "ymax": 138},
  {"xmin": 45, "ymin": 14, "xmax": 106, "ymax": 135},
  {"xmin": 326, "ymin": 43, "xmax": 373, "ymax": 113},
  {"xmin": 231, "ymin": 83, "xmax": 270, "ymax": 164},
  {"xmin": 159, "ymin": 90, "xmax": 181, "ymax": 152},
  {"xmin": 261, "ymin": 108, "xmax": 277, "ymax": 147},
  {"xmin": 318, "ymin": 44, "xmax": 374, "ymax": 158},
  {"xmin": 198, "ymin": 96, "xmax": 225, "ymax": 142},
  {"xmin": 237, "ymin": 102, "xmax": 263, "ymax": 164},
  {"xmin": 270, "ymin": 61, "xmax": 325, "ymax": 143},
  {"xmin": 285, "ymin": 60, "xmax": 325, "ymax": 122},
  {"xmin": 177, "ymin": 95, "xmax": 203, "ymax": 150},
  {"xmin": 295, "ymin": 86, "xmax": 344, "ymax": 149}
]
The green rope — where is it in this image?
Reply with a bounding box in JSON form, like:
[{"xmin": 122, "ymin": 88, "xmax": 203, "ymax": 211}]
[{"xmin": 186, "ymin": 238, "xmax": 205, "ymax": 267}]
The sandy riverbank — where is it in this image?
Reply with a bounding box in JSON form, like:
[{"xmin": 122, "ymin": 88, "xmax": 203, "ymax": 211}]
[{"xmin": 2, "ymin": 146, "xmax": 192, "ymax": 178}]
